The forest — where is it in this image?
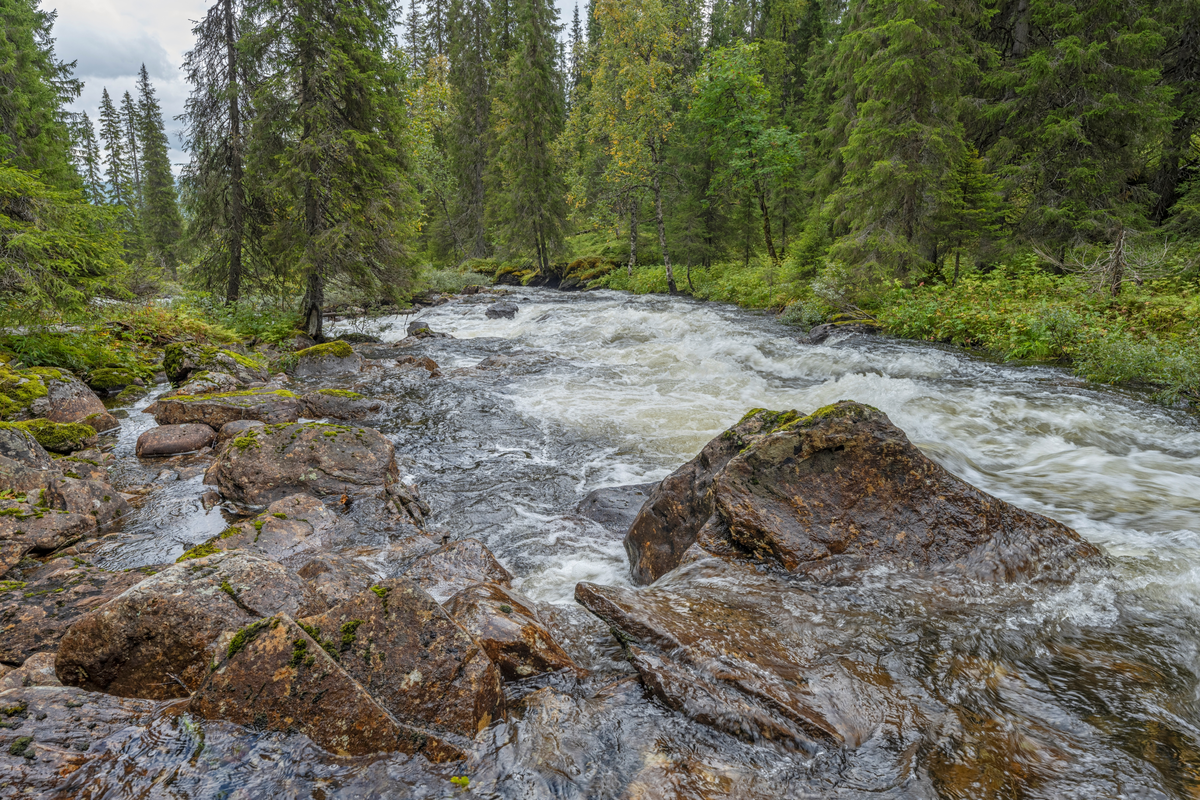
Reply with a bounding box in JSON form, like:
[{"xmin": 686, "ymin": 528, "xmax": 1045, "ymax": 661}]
[{"xmin": 0, "ymin": 0, "xmax": 1198, "ymax": 406}]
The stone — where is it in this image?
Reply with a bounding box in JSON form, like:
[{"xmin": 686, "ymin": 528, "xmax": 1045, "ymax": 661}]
[
  {"xmin": 0, "ymin": 686, "xmax": 160, "ymax": 792},
  {"xmin": 0, "ymin": 556, "xmax": 149, "ymax": 664},
  {"xmin": 165, "ymin": 369, "xmax": 243, "ymax": 398},
  {"xmin": 0, "ymin": 472, "xmax": 126, "ymax": 575},
  {"xmin": 162, "ymin": 343, "xmax": 270, "ymax": 385},
  {"xmin": 0, "ymin": 653, "xmax": 60, "ymax": 691},
  {"xmin": 624, "ymin": 409, "xmax": 785, "ymax": 584},
  {"xmin": 293, "ymin": 341, "xmax": 363, "ymax": 377},
  {"xmin": 485, "ymin": 301, "xmax": 519, "ymax": 319},
  {"xmin": 205, "ymin": 422, "xmax": 401, "ymax": 508},
  {"xmin": 712, "ymin": 402, "xmax": 1101, "ymax": 582},
  {"xmin": 283, "ymin": 550, "xmax": 376, "ymax": 607},
  {"xmin": 135, "ymin": 423, "xmax": 217, "ymax": 457},
  {"xmin": 804, "ymin": 321, "xmax": 879, "ymax": 345},
  {"xmin": 177, "ymin": 493, "xmax": 347, "ymax": 563},
  {"xmin": 0, "ymin": 507, "xmax": 94, "ymax": 576},
  {"xmin": 43, "ymin": 476, "xmax": 130, "ymax": 529},
  {"xmin": 576, "ymin": 483, "xmax": 657, "ymax": 534},
  {"xmin": 405, "ymin": 320, "xmax": 452, "ymax": 339},
  {"xmin": 188, "ymin": 613, "xmax": 465, "ymax": 760},
  {"xmin": 395, "ymin": 355, "xmax": 441, "ymax": 377},
  {"xmin": 85, "ymin": 367, "xmax": 141, "ymax": 394},
  {"xmin": 0, "ymin": 424, "xmax": 58, "ymax": 494},
  {"xmin": 152, "ymin": 389, "xmax": 304, "ymax": 429},
  {"xmin": 302, "ymin": 389, "xmax": 383, "ymax": 420},
  {"xmin": 445, "ymin": 582, "xmax": 578, "ymax": 681},
  {"xmin": 56, "ymin": 551, "xmax": 325, "ymax": 700},
  {"xmin": 217, "ymin": 418, "xmax": 265, "ymax": 442},
  {"xmin": 54, "ymin": 449, "xmax": 113, "ymax": 482},
  {"xmin": 401, "ymin": 538, "xmax": 513, "ymax": 603},
  {"xmin": 38, "ymin": 370, "xmax": 120, "ymax": 432},
  {"xmin": 3, "ymin": 419, "xmax": 97, "ymax": 454},
  {"xmin": 298, "ymin": 577, "xmax": 505, "ymax": 739}
]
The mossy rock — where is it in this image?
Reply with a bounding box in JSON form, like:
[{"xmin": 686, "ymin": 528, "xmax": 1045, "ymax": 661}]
[
  {"xmin": 295, "ymin": 341, "xmax": 355, "ymax": 360},
  {"xmin": 0, "ymin": 364, "xmax": 51, "ymax": 420},
  {"xmin": 86, "ymin": 367, "xmax": 140, "ymax": 392},
  {"xmin": 316, "ymin": 389, "xmax": 363, "ymax": 400},
  {"xmin": 162, "ymin": 343, "xmax": 269, "ymax": 386},
  {"xmin": 0, "ymin": 419, "xmax": 97, "ymax": 454}
]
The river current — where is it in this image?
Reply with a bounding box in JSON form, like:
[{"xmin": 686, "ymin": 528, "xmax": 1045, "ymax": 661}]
[{"xmin": 42, "ymin": 288, "xmax": 1200, "ymax": 798}]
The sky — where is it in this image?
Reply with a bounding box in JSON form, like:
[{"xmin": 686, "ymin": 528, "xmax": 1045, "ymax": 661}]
[{"xmin": 52, "ymin": 0, "xmax": 581, "ymax": 174}]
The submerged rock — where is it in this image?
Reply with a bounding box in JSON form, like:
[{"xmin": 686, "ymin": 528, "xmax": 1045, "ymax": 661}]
[
  {"xmin": 299, "ymin": 578, "xmax": 505, "ymax": 738},
  {"xmin": 293, "ymin": 341, "xmax": 363, "ymax": 377},
  {"xmin": 405, "ymin": 320, "xmax": 452, "ymax": 339},
  {"xmin": 628, "ymin": 402, "xmax": 1101, "ymax": 584},
  {"xmin": 485, "ymin": 301, "xmax": 519, "ymax": 319},
  {"xmin": 205, "ymin": 422, "xmax": 401, "ymax": 508},
  {"xmin": 401, "ymin": 538, "xmax": 513, "ymax": 603},
  {"xmin": 188, "ymin": 613, "xmax": 466, "ymax": 760},
  {"xmin": 576, "ymin": 482, "xmax": 657, "ymax": 534},
  {"xmin": 56, "ymin": 551, "xmax": 325, "ymax": 700},
  {"xmin": 302, "ymin": 388, "xmax": 383, "ymax": 420},
  {"xmin": 395, "ymin": 355, "xmax": 441, "ymax": 377},
  {"xmin": 446, "ymin": 582, "xmax": 578, "ymax": 681},
  {"xmin": 135, "ymin": 423, "xmax": 217, "ymax": 457},
  {"xmin": 803, "ymin": 321, "xmax": 879, "ymax": 345},
  {"xmin": 152, "ymin": 389, "xmax": 304, "ymax": 429}
]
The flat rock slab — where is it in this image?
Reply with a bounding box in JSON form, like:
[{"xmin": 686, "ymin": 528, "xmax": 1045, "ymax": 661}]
[
  {"xmin": 446, "ymin": 582, "xmax": 577, "ymax": 681},
  {"xmin": 299, "ymin": 577, "xmax": 505, "ymax": 739},
  {"xmin": 576, "ymin": 483, "xmax": 657, "ymax": 535},
  {"xmin": 152, "ymin": 390, "xmax": 304, "ymax": 429},
  {"xmin": 401, "ymin": 538, "xmax": 513, "ymax": 603},
  {"xmin": 302, "ymin": 390, "xmax": 383, "ymax": 420},
  {"xmin": 189, "ymin": 613, "xmax": 465, "ymax": 760},
  {"xmin": 56, "ymin": 551, "xmax": 325, "ymax": 699},
  {"xmin": 283, "ymin": 550, "xmax": 376, "ymax": 607},
  {"xmin": 179, "ymin": 493, "xmax": 349, "ymax": 563},
  {"xmin": 135, "ymin": 423, "xmax": 217, "ymax": 457},
  {"xmin": 218, "ymin": 419, "xmax": 265, "ymax": 442},
  {"xmin": 205, "ymin": 422, "xmax": 400, "ymax": 507},
  {"xmin": 0, "ymin": 686, "xmax": 161, "ymax": 793},
  {"xmin": 0, "ymin": 557, "xmax": 150, "ymax": 664}
]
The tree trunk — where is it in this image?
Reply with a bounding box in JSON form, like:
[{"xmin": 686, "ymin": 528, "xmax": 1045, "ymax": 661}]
[
  {"xmin": 627, "ymin": 197, "xmax": 638, "ymax": 277},
  {"xmin": 757, "ymin": 182, "xmax": 779, "ymax": 263},
  {"xmin": 299, "ymin": 2, "xmax": 323, "ymax": 340},
  {"xmin": 653, "ymin": 165, "xmax": 676, "ymax": 294},
  {"xmin": 952, "ymin": 246, "xmax": 961, "ymax": 288},
  {"xmin": 224, "ymin": 0, "xmax": 244, "ymax": 304},
  {"xmin": 1011, "ymin": 0, "xmax": 1030, "ymax": 59},
  {"xmin": 1108, "ymin": 226, "xmax": 1126, "ymax": 298}
]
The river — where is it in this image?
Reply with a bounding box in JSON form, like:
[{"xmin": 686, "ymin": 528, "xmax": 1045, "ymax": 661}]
[{"xmin": 46, "ymin": 288, "xmax": 1200, "ymax": 798}]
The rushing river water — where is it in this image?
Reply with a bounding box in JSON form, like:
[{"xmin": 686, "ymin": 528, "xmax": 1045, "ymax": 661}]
[{"xmin": 37, "ymin": 288, "xmax": 1200, "ymax": 798}]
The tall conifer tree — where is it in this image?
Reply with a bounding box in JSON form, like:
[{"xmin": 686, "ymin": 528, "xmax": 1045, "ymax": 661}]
[
  {"xmin": 120, "ymin": 91, "xmax": 143, "ymax": 204},
  {"xmin": 136, "ymin": 65, "xmax": 183, "ymax": 271},
  {"xmin": 448, "ymin": 0, "xmax": 492, "ymax": 258}
]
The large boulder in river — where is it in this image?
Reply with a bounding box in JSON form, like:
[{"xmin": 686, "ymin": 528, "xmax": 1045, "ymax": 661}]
[
  {"xmin": 298, "ymin": 577, "xmax": 505, "ymax": 739},
  {"xmin": 576, "ymin": 482, "xmax": 657, "ymax": 534},
  {"xmin": 135, "ymin": 423, "xmax": 217, "ymax": 457},
  {"xmin": 55, "ymin": 550, "xmax": 325, "ymax": 699},
  {"xmin": 446, "ymin": 582, "xmax": 578, "ymax": 681},
  {"xmin": 628, "ymin": 402, "xmax": 1101, "ymax": 584},
  {"xmin": 189, "ymin": 613, "xmax": 466, "ymax": 760},
  {"xmin": 625, "ymin": 409, "xmax": 787, "ymax": 584},
  {"xmin": 0, "ymin": 364, "xmax": 118, "ymax": 432},
  {"xmin": 302, "ymin": 388, "xmax": 382, "ymax": 420},
  {"xmin": 485, "ymin": 301, "xmax": 519, "ymax": 319},
  {"xmin": 162, "ymin": 342, "xmax": 270, "ymax": 385},
  {"xmin": 205, "ymin": 422, "xmax": 401, "ymax": 508},
  {"xmin": 152, "ymin": 389, "xmax": 304, "ymax": 429},
  {"xmin": 293, "ymin": 341, "xmax": 363, "ymax": 377}
]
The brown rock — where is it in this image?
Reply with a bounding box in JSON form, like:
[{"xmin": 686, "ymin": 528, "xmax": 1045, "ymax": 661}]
[
  {"xmin": 0, "ymin": 652, "xmax": 60, "ymax": 690},
  {"xmin": 0, "ymin": 507, "xmax": 95, "ymax": 577},
  {"xmin": 180, "ymin": 493, "xmax": 348, "ymax": 563},
  {"xmin": 0, "ymin": 424, "xmax": 59, "ymax": 494},
  {"xmin": 164, "ymin": 369, "xmax": 243, "ymax": 398},
  {"xmin": 446, "ymin": 582, "xmax": 577, "ymax": 681},
  {"xmin": 713, "ymin": 402, "xmax": 1101, "ymax": 582},
  {"xmin": 0, "ymin": 686, "xmax": 160, "ymax": 792},
  {"xmin": 0, "ymin": 556, "xmax": 149, "ymax": 664},
  {"xmin": 217, "ymin": 418, "xmax": 265, "ymax": 442},
  {"xmin": 302, "ymin": 389, "xmax": 383, "ymax": 420},
  {"xmin": 162, "ymin": 343, "xmax": 271, "ymax": 385},
  {"xmin": 188, "ymin": 613, "xmax": 465, "ymax": 760},
  {"xmin": 577, "ymin": 483, "xmax": 657, "ymax": 534},
  {"xmin": 56, "ymin": 551, "xmax": 325, "ymax": 699},
  {"xmin": 205, "ymin": 422, "xmax": 400, "ymax": 507},
  {"xmin": 43, "ymin": 476, "xmax": 130, "ymax": 529},
  {"xmin": 402, "ymin": 538, "xmax": 513, "ymax": 602},
  {"xmin": 294, "ymin": 343, "xmax": 364, "ymax": 377},
  {"xmin": 135, "ymin": 423, "xmax": 217, "ymax": 457},
  {"xmin": 152, "ymin": 389, "xmax": 304, "ymax": 429},
  {"xmin": 395, "ymin": 355, "xmax": 441, "ymax": 377},
  {"xmin": 284, "ymin": 550, "xmax": 376, "ymax": 607},
  {"xmin": 299, "ymin": 577, "xmax": 505, "ymax": 738},
  {"xmin": 40, "ymin": 370, "xmax": 119, "ymax": 432},
  {"xmin": 624, "ymin": 409, "xmax": 785, "ymax": 584}
]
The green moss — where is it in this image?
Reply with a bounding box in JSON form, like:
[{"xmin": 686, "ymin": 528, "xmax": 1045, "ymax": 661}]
[
  {"xmin": 339, "ymin": 619, "xmax": 364, "ymax": 649},
  {"xmin": 176, "ymin": 527, "xmax": 241, "ymax": 562},
  {"xmin": 0, "ymin": 580, "xmax": 26, "ymax": 592},
  {"xmin": 9, "ymin": 736, "xmax": 33, "ymax": 758},
  {"xmin": 370, "ymin": 584, "xmax": 391, "ymax": 612},
  {"xmin": 783, "ymin": 401, "xmax": 879, "ymax": 432},
  {"xmin": 222, "ymin": 349, "xmax": 266, "ymax": 371},
  {"xmin": 298, "ymin": 621, "xmax": 339, "ymax": 659},
  {"xmin": 165, "ymin": 389, "xmax": 299, "ymax": 404},
  {"xmin": 315, "ymin": 389, "xmax": 363, "ymax": 400},
  {"xmin": 219, "ymin": 579, "xmax": 238, "ymax": 601},
  {"xmin": 290, "ymin": 637, "xmax": 316, "ymax": 668},
  {"xmin": 272, "ymin": 513, "xmax": 287, "ymax": 519},
  {"xmin": 0, "ymin": 365, "xmax": 51, "ymax": 420},
  {"xmin": 87, "ymin": 367, "xmax": 137, "ymax": 390},
  {"xmin": 226, "ymin": 618, "xmax": 271, "ymax": 660},
  {"xmin": 498, "ymin": 604, "xmax": 513, "ymax": 614},
  {"xmin": 296, "ymin": 341, "xmax": 354, "ymax": 359}
]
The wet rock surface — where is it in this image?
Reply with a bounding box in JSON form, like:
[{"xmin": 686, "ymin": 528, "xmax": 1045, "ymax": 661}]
[
  {"xmin": 152, "ymin": 389, "xmax": 304, "ymax": 429},
  {"xmin": 298, "ymin": 577, "xmax": 505, "ymax": 739},
  {"xmin": 135, "ymin": 423, "xmax": 217, "ymax": 457},
  {"xmin": 446, "ymin": 582, "xmax": 578, "ymax": 681},
  {"xmin": 181, "ymin": 493, "xmax": 351, "ymax": 562},
  {"xmin": 302, "ymin": 389, "xmax": 383, "ymax": 420},
  {"xmin": 294, "ymin": 342, "xmax": 364, "ymax": 377},
  {"xmin": 577, "ymin": 483, "xmax": 657, "ymax": 534},
  {"xmin": 401, "ymin": 537, "xmax": 513, "ymax": 602},
  {"xmin": 56, "ymin": 551, "xmax": 325, "ymax": 699},
  {"xmin": 204, "ymin": 421, "xmax": 400, "ymax": 507},
  {"xmin": 486, "ymin": 301, "xmax": 519, "ymax": 319},
  {"xmin": 188, "ymin": 613, "xmax": 465, "ymax": 760},
  {"xmin": 0, "ymin": 652, "xmax": 61, "ymax": 690}
]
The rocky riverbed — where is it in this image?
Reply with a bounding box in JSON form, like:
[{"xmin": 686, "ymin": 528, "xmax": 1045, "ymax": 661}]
[{"xmin": 2, "ymin": 288, "xmax": 1199, "ymax": 798}]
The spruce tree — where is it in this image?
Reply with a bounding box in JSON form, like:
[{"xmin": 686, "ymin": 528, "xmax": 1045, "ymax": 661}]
[
  {"xmin": 250, "ymin": 0, "xmax": 418, "ymax": 339},
  {"xmin": 406, "ymin": 0, "xmax": 427, "ymax": 64},
  {"xmin": 182, "ymin": 0, "xmax": 253, "ymax": 302},
  {"xmin": 120, "ymin": 91, "xmax": 143, "ymax": 204},
  {"xmin": 569, "ymin": 3, "xmax": 583, "ymax": 92},
  {"xmin": 448, "ymin": 0, "xmax": 492, "ymax": 258},
  {"xmin": 426, "ymin": 0, "xmax": 448, "ymax": 57},
  {"xmin": 491, "ymin": 0, "xmax": 567, "ymax": 273},
  {"xmin": 136, "ymin": 65, "xmax": 183, "ymax": 272},
  {"xmin": 97, "ymin": 89, "xmax": 133, "ymax": 208},
  {"xmin": 71, "ymin": 111, "xmax": 105, "ymax": 203}
]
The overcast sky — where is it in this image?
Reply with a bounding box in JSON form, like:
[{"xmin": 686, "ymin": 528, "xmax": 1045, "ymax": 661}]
[{"xmin": 52, "ymin": 0, "xmax": 580, "ymax": 173}]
